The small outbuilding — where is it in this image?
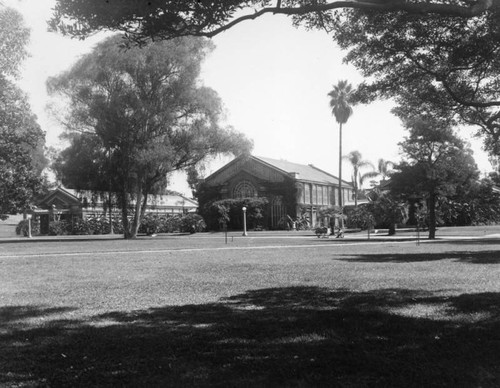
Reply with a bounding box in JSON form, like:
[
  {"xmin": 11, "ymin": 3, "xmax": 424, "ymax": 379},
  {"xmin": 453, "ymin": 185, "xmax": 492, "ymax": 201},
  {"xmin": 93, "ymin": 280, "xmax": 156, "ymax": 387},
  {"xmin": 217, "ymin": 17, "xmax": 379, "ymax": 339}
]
[{"xmin": 29, "ymin": 186, "xmax": 198, "ymax": 235}]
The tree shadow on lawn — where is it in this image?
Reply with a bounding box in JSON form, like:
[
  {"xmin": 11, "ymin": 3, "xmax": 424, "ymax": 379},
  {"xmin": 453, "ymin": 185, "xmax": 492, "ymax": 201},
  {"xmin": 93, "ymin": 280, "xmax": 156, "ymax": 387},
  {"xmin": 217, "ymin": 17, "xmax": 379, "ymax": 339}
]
[
  {"xmin": 434, "ymin": 238, "xmax": 500, "ymax": 245},
  {"xmin": 0, "ymin": 305, "xmax": 76, "ymax": 326},
  {"xmin": 1, "ymin": 288, "xmax": 499, "ymax": 387},
  {"xmin": 337, "ymin": 250, "xmax": 500, "ymax": 264}
]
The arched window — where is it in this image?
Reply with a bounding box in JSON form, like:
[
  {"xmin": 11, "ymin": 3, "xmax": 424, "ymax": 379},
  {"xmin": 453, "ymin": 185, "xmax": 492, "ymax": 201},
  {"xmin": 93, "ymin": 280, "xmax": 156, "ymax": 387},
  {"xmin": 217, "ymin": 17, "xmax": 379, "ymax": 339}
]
[{"xmin": 233, "ymin": 180, "xmax": 257, "ymax": 198}]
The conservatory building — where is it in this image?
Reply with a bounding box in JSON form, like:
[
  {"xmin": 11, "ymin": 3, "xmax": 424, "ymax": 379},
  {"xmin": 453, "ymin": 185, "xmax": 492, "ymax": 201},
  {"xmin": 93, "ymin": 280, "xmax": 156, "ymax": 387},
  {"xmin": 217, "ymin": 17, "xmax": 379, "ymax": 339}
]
[{"xmin": 199, "ymin": 155, "xmax": 354, "ymax": 229}]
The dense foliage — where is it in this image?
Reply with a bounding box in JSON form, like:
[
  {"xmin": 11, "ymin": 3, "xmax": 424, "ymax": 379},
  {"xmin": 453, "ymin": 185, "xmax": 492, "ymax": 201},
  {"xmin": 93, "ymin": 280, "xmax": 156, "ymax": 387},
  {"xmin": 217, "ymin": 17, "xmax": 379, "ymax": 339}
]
[
  {"xmin": 202, "ymin": 197, "xmax": 268, "ymax": 231},
  {"xmin": 437, "ymin": 179, "xmax": 500, "ymax": 226},
  {"xmin": 50, "ymin": 0, "xmax": 499, "ymax": 44},
  {"xmin": 345, "ymin": 206, "xmax": 375, "ymax": 231},
  {"xmin": 49, "ymin": 35, "xmax": 252, "ymax": 238},
  {"xmin": 0, "ymin": 6, "xmax": 48, "ymax": 219},
  {"xmin": 0, "ymin": 6, "xmax": 29, "ymax": 78},
  {"xmin": 329, "ymin": 8, "xmax": 500, "ymax": 155},
  {"xmin": 17, "ymin": 213, "xmax": 206, "ymax": 236},
  {"xmin": 390, "ymin": 117, "xmax": 479, "ymax": 238}
]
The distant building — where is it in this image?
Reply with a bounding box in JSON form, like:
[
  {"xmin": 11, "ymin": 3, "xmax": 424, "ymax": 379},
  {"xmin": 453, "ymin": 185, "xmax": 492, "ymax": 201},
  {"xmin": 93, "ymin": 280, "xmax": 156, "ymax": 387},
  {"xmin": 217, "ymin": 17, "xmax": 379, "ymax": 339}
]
[
  {"xmin": 30, "ymin": 186, "xmax": 197, "ymax": 235},
  {"xmin": 199, "ymin": 155, "xmax": 354, "ymax": 229}
]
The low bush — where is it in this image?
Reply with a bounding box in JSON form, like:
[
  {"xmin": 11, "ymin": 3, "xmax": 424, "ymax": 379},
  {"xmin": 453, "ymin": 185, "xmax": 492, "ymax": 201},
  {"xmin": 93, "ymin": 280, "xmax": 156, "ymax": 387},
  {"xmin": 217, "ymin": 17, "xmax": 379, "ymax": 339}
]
[
  {"xmin": 49, "ymin": 220, "xmax": 70, "ymax": 236},
  {"xmin": 179, "ymin": 213, "xmax": 206, "ymax": 233},
  {"xmin": 71, "ymin": 218, "xmax": 94, "ymax": 235},
  {"xmin": 16, "ymin": 220, "xmax": 29, "ymax": 236},
  {"xmin": 203, "ymin": 198, "xmax": 268, "ymax": 231},
  {"xmin": 139, "ymin": 214, "xmax": 163, "ymax": 235},
  {"xmin": 346, "ymin": 206, "xmax": 375, "ymax": 230},
  {"xmin": 16, "ymin": 213, "xmax": 206, "ymax": 236},
  {"xmin": 314, "ymin": 226, "xmax": 329, "ymax": 237},
  {"xmin": 138, "ymin": 214, "xmax": 182, "ymax": 234},
  {"xmin": 15, "ymin": 219, "xmax": 40, "ymax": 236}
]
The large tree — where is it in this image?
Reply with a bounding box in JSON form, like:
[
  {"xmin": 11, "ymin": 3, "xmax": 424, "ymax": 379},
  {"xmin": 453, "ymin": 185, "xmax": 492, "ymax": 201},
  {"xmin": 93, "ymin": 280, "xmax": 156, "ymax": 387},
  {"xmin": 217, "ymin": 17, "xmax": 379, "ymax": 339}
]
[
  {"xmin": 48, "ymin": 35, "xmax": 252, "ymax": 239},
  {"xmin": 390, "ymin": 116, "xmax": 479, "ymax": 239},
  {"xmin": 326, "ymin": 9, "xmax": 500, "ymax": 154},
  {"xmin": 0, "ymin": 6, "xmax": 30, "ymax": 79},
  {"xmin": 48, "ymin": 1, "xmax": 500, "ymax": 153},
  {"xmin": 49, "ymin": 0, "xmax": 500, "ymax": 44},
  {"xmin": 0, "ymin": 6, "xmax": 47, "ymax": 219},
  {"xmin": 437, "ymin": 177, "xmax": 500, "ymax": 226},
  {"xmin": 0, "ymin": 80, "xmax": 47, "ymax": 219}
]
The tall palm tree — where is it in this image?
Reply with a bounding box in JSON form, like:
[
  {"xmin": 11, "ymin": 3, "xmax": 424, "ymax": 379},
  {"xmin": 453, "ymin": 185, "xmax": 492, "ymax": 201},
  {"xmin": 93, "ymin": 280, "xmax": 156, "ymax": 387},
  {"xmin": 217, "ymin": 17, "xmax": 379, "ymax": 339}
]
[
  {"xmin": 343, "ymin": 150, "xmax": 374, "ymax": 207},
  {"xmin": 328, "ymin": 80, "xmax": 355, "ymax": 227}
]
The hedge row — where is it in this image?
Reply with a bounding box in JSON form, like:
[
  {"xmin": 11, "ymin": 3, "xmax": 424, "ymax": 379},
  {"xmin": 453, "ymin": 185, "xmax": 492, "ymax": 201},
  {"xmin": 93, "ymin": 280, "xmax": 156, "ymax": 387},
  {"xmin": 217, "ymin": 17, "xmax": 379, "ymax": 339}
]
[{"xmin": 16, "ymin": 213, "xmax": 206, "ymax": 236}]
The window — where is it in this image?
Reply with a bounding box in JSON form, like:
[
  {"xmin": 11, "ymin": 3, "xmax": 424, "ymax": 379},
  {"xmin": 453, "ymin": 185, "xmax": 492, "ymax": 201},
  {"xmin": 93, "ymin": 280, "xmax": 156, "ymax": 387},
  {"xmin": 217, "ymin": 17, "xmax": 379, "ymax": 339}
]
[
  {"xmin": 304, "ymin": 184, "xmax": 311, "ymax": 204},
  {"xmin": 233, "ymin": 180, "xmax": 257, "ymax": 198},
  {"xmin": 318, "ymin": 185, "xmax": 324, "ymax": 205}
]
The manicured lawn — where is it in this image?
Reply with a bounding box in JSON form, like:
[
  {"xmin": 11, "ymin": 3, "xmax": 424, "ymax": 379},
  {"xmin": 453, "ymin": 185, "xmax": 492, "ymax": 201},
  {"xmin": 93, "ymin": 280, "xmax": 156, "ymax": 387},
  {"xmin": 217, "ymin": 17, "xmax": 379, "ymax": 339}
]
[{"xmin": 1, "ymin": 231, "xmax": 499, "ymax": 387}]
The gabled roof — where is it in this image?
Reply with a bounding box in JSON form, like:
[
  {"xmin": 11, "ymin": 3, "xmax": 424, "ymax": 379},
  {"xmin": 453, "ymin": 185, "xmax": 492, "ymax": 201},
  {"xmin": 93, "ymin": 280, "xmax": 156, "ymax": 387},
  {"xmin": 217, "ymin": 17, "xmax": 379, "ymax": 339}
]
[
  {"xmin": 36, "ymin": 186, "xmax": 81, "ymax": 208},
  {"xmin": 254, "ymin": 156, "xmax": 353, "ymax": 187},
  {"xmin": 203, "ymin": 154, "xmax": 354, "ymax": 188},
  {"xmin": 37, "ymin": 187, "xmax": 198, "ymax": 209}
]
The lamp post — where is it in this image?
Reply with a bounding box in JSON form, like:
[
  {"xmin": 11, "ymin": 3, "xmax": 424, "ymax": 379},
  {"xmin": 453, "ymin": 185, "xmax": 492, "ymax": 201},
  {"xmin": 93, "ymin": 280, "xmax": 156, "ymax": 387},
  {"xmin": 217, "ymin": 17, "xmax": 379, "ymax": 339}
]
[
  {"xmin": 242, "ymin": 206, "xmax": 248, "ymax": 236},
  {"xmin": 108, "ymin": 147, "xmax": 114, "ymax": 235},
  {"xmin": 26, "ymin": 213, "xmax": 32, "ymax": 238}
]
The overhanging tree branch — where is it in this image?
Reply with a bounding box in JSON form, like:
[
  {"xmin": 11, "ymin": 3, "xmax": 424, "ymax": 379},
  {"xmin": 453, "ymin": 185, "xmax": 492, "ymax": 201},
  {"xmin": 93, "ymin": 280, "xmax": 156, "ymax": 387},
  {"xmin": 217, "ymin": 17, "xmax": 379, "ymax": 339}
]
[
  {"xmin": 188, "ymin": 0, "xmax": 500, "ymax": 38},
  {"xmin": 51, "ymin": 0, "xmax": 500, "ymax": 42}
]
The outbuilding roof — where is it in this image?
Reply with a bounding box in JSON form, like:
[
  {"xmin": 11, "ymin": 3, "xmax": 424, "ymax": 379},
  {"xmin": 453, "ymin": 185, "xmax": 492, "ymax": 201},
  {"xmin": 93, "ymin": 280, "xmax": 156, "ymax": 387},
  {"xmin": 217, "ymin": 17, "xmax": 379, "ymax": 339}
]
[{"xmin": 36, "ymin": 187, "xmax": 198, "ymax": 209}]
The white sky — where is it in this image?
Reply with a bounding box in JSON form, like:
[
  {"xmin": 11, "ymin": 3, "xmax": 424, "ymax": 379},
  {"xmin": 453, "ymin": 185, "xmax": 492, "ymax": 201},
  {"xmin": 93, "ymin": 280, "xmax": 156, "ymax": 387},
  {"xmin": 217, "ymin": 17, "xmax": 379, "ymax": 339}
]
[{"xmin": 5, "ymin": 0, "xmax": 493, "ymax": 196}]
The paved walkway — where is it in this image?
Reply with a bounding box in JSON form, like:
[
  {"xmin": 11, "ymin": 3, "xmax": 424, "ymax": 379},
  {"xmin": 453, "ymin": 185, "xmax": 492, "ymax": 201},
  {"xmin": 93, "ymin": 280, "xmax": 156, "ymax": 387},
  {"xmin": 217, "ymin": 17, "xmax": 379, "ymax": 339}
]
[{"xmin": 2, "ymin": 229, "xmax": 500, "ymax": 244}]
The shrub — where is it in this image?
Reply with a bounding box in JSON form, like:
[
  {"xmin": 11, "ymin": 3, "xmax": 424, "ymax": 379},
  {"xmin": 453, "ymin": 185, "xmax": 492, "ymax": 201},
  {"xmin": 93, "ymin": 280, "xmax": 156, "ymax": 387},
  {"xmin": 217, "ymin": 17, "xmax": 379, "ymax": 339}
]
[
  {"xmin": 139, "ymin": 214, "xmax": 186, "ymax": 234},
  {"xmin": 49, "ymin": 220, "xmax": 71, "ymax": 235},
  {"xmin": 71, "ymin": 218, "xmax": 93, "ymax": 235},
  {"xmin": 346, "ymin": 206, "xmax": 375, "ymax": 230},
  {"xmin": 139, "ymin": 214, "xmax": 167, "ymax": 234},
  {"xmin": 15, "ymin": 219, "xmax": 40, "ymax": 236},
  {"xmin": 16, "ymin": 220, "xmax": 28, "ymax": 236},
  {"xmin": 87, "ymin": 216, "xmax": 110, "ymax": 234},
  {"xmin": 110, "ymin": 215, "xmax": 124, "ymax": 234},
  {"xmin": 179, "ymin": 213, "xmax": 206, "ymax": 233},
  {"xmin": 314, "ymin": 226, "xmax": 328, "ymax": 237},
  {"xmin": 163, "ymin": 216, "xmax": 181, "ymax": 233},
  {"xmin": 73, "ymin": 215, "xmax": 122, "ymax": 235},
  {"xmin": 204, "ymin": 197, "xmax": 268, "ymax": 231}
]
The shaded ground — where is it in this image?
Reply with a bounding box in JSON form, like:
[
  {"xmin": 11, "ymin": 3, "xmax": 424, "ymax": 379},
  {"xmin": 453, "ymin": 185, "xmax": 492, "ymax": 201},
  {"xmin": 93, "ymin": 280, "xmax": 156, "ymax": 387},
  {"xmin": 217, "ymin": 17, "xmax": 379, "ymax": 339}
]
[
  {"xmin": 1, "ymin": 288, "xmax": 499, "ymax": 387},
  {"xmin": 1, "ymin": 233, "xmax": 499, "ymax": 387}
]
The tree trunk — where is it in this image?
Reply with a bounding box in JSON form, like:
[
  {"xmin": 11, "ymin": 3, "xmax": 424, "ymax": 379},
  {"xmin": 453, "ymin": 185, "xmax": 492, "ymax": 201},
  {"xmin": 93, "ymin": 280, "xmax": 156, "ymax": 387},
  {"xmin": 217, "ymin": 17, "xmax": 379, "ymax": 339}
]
[
  {"xmin": 428, "ymin": 191, "xmax": 436, "ymax": 239},
  {"xmin": 354, "ymin": 184, "xmax": 358, "ymax": 207},
  {"xmin": 338, "ymin": 122, "xmax": 344, "ymax": 229},
  {"xmin": 121, "ymin": 192, "xmax": 133, "ymax": 239},
  {"xmin": 354, "ymin": 167, "xmax": 358, "ymax": 208},
  {"xmin": 127, "ymin": 186, "xmax": 144, "ymax": 239},
  {"xmin": 108, "ymin": 191, "xmax": 113, "ymax": 234}
]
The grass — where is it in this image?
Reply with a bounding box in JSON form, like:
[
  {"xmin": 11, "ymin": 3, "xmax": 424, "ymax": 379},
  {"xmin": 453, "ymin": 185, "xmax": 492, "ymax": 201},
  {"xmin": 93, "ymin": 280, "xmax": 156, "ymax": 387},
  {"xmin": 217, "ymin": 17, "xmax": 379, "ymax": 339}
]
[{"xmin": 1, "ymin": 230, "xmax": 500, "ymax": 387}]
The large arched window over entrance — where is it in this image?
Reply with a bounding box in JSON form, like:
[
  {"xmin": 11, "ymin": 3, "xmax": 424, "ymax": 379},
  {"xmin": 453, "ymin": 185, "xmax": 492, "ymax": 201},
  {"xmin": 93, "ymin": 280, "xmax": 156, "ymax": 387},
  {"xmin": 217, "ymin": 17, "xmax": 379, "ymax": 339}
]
[{"xmin": 233, "ymin": 180, "xmax": 257, "ymax": 198}]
